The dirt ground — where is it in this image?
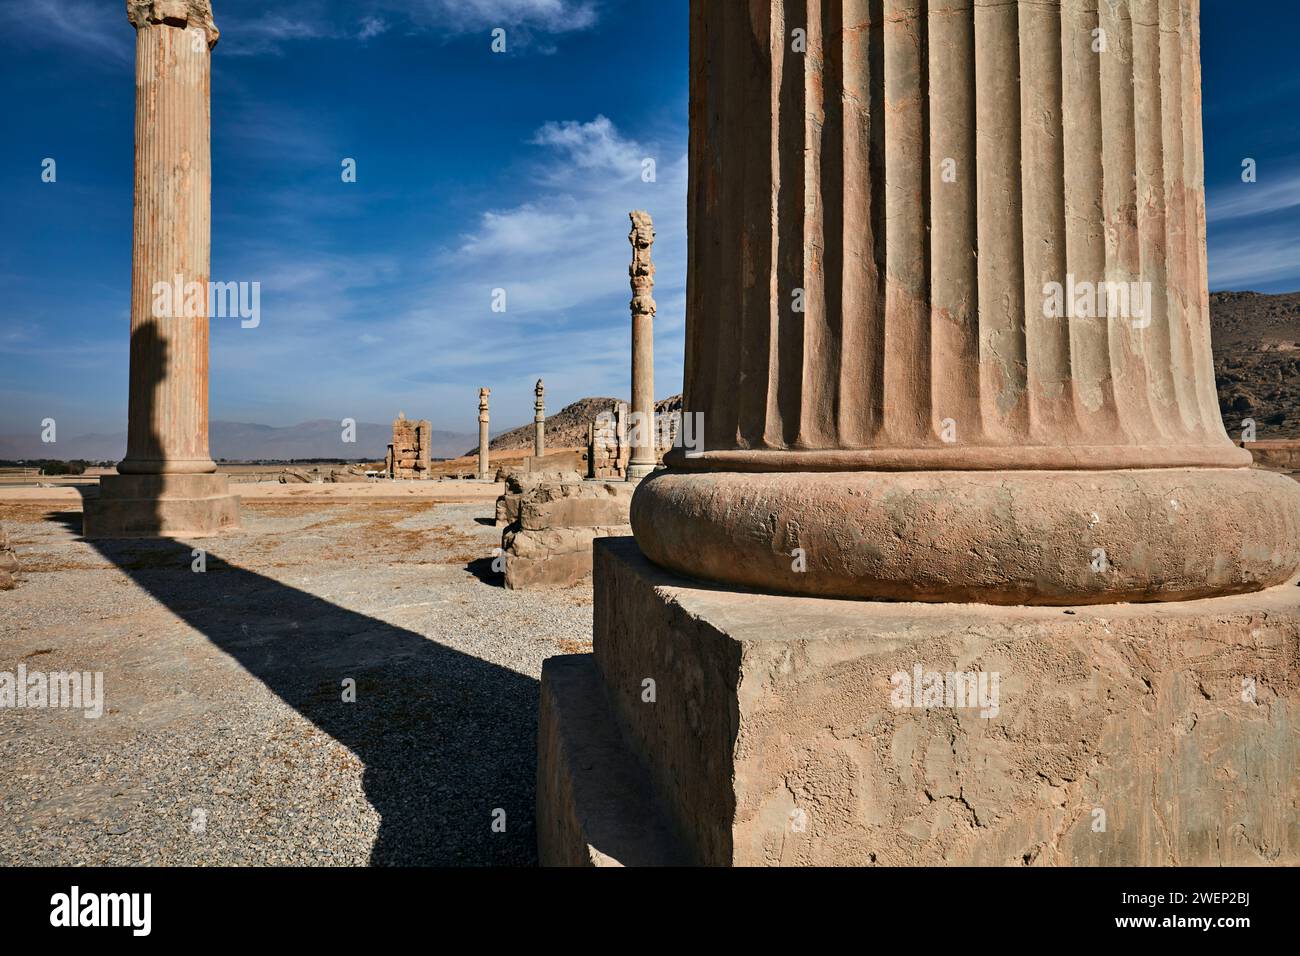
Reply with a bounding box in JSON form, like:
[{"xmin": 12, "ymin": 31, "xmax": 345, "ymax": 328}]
[{"xmin": 0, "ymin": 489, "xmax": 594, "ymax": 866}]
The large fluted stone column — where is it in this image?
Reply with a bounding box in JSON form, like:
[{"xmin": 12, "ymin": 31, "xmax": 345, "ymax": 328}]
[
  {"xmin": 626, "ymin": 211, "xmax": 657, "ymax": 481},
  {"xmin": 84, "ymin": 0, "xmax": 239, "ymax": 538},
  {"xmin": 633, "ymin": 0, "xmax": 1300, "ymax": 605},
  {"xmin": 534, "ymin": 379, "xmax": 546, "ymax": 459},
  {"xmin": 478, "ymin": 388, "xmax": 491, "ymax": 480},
  {"xmin": 538, "ymin": 0, "xmax": 1300, "ymax": 869}
]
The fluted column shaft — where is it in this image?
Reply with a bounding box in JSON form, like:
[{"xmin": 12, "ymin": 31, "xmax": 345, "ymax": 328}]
[
  {"xmin": 676, "ymin": 0, "xmax": 1242, "ymax": 473},
  {"xmin": 628, "ymin": 212, "xmax": 657, "ymax": 479},
  {"xmin": 478, "ymin": 389, "xmax": 491, "ymax": 480},
  {"xmin": 121, "ymin": 2, "xmax": 219, "ymax": 475},
  {"xmin": 534, "ymin": 380, "xmax": 546, "ymax": 458}
]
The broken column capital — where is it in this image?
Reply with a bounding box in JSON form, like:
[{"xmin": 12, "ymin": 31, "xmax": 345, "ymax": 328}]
[{"xmin": 127, "ymin": 0, "xmax": 219, "ymax": 48}]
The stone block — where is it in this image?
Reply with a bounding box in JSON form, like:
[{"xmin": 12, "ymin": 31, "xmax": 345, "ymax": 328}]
[
  {"xmin": 503, "ymin": 525, "xmax": 630, "ymax": 590},
  {"xmin": 538, "ymin": 536, "xmax": 1300, "ymax": 866},
  {"xmin": 520, "ymin": 482, "xmax": 634, "ymax": 532}
]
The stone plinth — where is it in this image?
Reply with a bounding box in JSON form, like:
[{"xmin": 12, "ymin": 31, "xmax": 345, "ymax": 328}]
[
  {"xmin": 495, "ymin": 468, "xmax": 585, "ymax": 526},
  {"xmin": 538, "ymin": 538, "xmax": 1300, "ymax": 866},
  {"xmin": 83, "ymin": 474, "xmax": 241, "ymax": 538},
  {"xmin": 84, "ymin": 0, "xmax": 238, "ymax": 538},
  {"xmin": 501, "ymin": 481, "xmax": 633, "ymax": 589}
]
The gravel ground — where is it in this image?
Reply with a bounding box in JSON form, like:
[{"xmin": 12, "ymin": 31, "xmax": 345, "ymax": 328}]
[{"xmin": 0, "ymin": 497, "xmax": 593, "ymax": 866}]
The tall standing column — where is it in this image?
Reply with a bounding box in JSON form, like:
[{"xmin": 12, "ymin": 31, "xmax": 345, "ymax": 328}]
[
  {"xmin": 84, "ymin": 0, "xmax": 239, "ymax": 538},
  {"xmin": 534, "ymin": 379, "xmax": 546, "ymax": 459},
  {"xmin": 478, "ymin": 388, "xmax": 491, "ymax": 480},
  {"xmin": 627, "ymin": 211, "xmax": 657, "ymax": 480},
  {"xmin": 631, "ymin": 0, "xmax": 1300, "ymax": 605}
]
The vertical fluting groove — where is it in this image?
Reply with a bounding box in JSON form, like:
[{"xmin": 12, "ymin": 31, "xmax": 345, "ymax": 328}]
[
  {"xmin": 682, "ymin": 0, "xmax": 704, "ymax": 433},
  {"xmin": 882, "ymin": 0, "xmax": 931, "ymax": 443},
  {"xmin": 1061, "ymin": 0, "xmax": 1121, "ymax": 440},
  {"xmin": 765, "ymin": 1, "xmax": 786, "ymax": 446},
  {"xmin": 836, "ymin": 0, "xmax": 885, "ymax": 446},
  {"xmin": 738, "ymin": 4, "xmax": 776, "ymax": 447},
  {"xmin": 1130, "ymin": 0, "xmax": 1177, "ymax": 437},
  {"xmin": 797, "ymin": 0, "xmax": 833, "ymax": 447},
  {"xmin": 1180, "ymin": 0, "xmax": 1220, "ymax": 435},
  {"xmin": 1100, "ymin": 0, "xmax": 1160, "ymax": 443},
  {"xmin": 928, "ymin": 0, "xmax": 982, "ymax": 444},
  {"xmin": 694, "ymin": 0, "xmax": 726, "ymax": 449},
  {"xmin": 772, "ymin": 0, "xmax": 809, "ymax": 446},
  {"xmin": 815, "ymin": 0, "xmax": 845, "ymax": 446},
  {"xmin": 1158, "ymin": 0, "xmax": 1198, "ymax": 432},
  {"xmin": 680, "ymin": 1, "xmax": 1236, "ymax": 466},
  {"xmin": 1018, "ymin": 0, "xmax": 1073, "ymax": 442},
  {"xmin": 715, "ymin": 6, "xmax": 745, "ymax": 446},
  {"xmin": 973, "ymin": 0, "xmax": 1027, "ymax": 440}
]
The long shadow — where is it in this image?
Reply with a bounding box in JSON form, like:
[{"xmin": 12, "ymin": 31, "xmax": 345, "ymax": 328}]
[
  {"xmin": 67, "ymin": 326, "xmax": 537, "ymax": 865},
  {"xmin": 56, "ymin": 508, "xmax": 538, "ymax": 865}
]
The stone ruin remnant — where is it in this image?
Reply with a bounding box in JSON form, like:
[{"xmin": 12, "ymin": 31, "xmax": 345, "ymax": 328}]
[
  {"xmin": 478, "ymin": 388, "xmax": 491, "ymax": 480},
  {"xmin": 627, "ymin": 211, "xmax": 657, "ymax": 480},
  {"xmin": 0, "ymin": 522, "xmax": 19, "ymax": 590},
  {"xmin": 387, "ymin": 412, "xmax": 432, "ymax": 480},
  {"xmin": 537, "ymin": 0, "xmax": 1300, "ymax": 867},
  {"xmin": 84, "ymin": 0, "xmax": 239, "ymax": 538},
  {"xmin": 534, "ymin": 379, "xmax": 546, "ymax": 459}
]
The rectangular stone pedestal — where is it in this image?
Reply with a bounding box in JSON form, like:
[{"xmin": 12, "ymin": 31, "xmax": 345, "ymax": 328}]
[
  {"xmin": 83, "ymin": 474, "xmax": 241, "ymax": 538},
  {"xmin": 538, "ymin": 537, "xmax": 1300, "ymax": 866}
]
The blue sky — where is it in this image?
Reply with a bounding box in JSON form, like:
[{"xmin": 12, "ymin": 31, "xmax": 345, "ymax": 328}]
[{"xmin": 0, "ymin": 0, "xmax": 1296, "ymax": 439}]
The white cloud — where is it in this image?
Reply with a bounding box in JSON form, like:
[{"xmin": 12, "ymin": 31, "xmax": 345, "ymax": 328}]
[{"xmin": 1208, "ymin": 170, "xmax": 1300, "ymax": 224}]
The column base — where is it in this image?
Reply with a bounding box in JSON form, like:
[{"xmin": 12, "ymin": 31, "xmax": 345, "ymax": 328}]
[
  {"xmin": 82, "ymin": 474, "xmax": 241, "ymax": 539},
  {"xmin": 625, "ymin": 462, "xmax": 656, "ymax": 481},
  {"xmin": 631, "ymin": 467, "xmax": 1300, "ymax": 605},
  {"xmin": 537, "ymin": 537, "xmax": 1300, "ymax": 866}
]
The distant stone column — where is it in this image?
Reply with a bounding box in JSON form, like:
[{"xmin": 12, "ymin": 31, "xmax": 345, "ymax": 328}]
[
  {"xmin": 534, "ymin": 379, "xmax": 546, "ymax": 458},
  {"xmin": 627, "ymin": 211, "xmax": 657, "ymax": 480},
  {"xmin": 631, "ymin": 0, "xmax": 1300, "ymax": 604},
  {"xmin": 84, "ymin": 0, "xmax": 238, "ymax": 538},
  {"xmin": 478, "ymin": 388, "xmax": 491, "ymax": 480}
]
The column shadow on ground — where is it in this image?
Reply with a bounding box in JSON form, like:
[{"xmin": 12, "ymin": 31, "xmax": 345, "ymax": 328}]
[{"xmin": 49, "ymin": 506, "xmax": 539, "ymax": 866}]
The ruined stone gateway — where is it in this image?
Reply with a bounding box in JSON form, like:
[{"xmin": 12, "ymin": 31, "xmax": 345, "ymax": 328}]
[{"xmin": 536, "ymin": 0, "xmax": 1300, "ymax": 866}]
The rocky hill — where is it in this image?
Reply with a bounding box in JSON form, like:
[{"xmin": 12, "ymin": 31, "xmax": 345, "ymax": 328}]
[
  {"xmin": 466, "ymin": 395, "xmax": 684, "ymax": 456},
  {"xmin": 1211, "ymin": 291, "xmax": 1300, "ymax": 438}
]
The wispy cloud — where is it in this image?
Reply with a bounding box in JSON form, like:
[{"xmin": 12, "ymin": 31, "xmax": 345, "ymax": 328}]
[
  {"xmin": 1208, "ymin": 169, "xmax": 1300, "ymax": 224},
  {"xmin": 0, "ymin": 0, "xmax": 131, "ymax": 64}
]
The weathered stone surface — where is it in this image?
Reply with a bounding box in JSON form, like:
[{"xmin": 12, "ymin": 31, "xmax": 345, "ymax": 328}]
[
  {"xmin": 126, "ymin": 0, "xmax": 219, "ymax": 47},
  {"xmin": 495, "ymin": 469, "xmax": 586, "ymax": 527},
  {"xmin": 539, "ymin": 537, "xmax": 1300, "ymax": 866},
  {"xmin": 637, "ymin": 0, "xmax": 1298, "ymax": 603},
  {"xmin": 503, "ymin": 525, "xmax": 630, "ymax": 590},
  {"xmin": 478, "ymin": 388, "xmax": 491, "ymax": 480},
  {"xmin": 538, "ymin": 654, "xmax": 690, "ymax": 866},
  {"xmin": 1242, "ymin": 439, "xmax": 1300, "ymax": 474},
  {"xmin": 519, "ymin": 482, "xmax": 634, "ymax": 532},
  {"xmin": 627, "ymin": 212, "xmax": 656, "ymax": 480},
  {"xmin": 634, "ymin": 467, "xmax": 1300, "ymax": 605},
  {"xmin": 0, "ymin": 522, "xmax": 19, "ymax": 590},
  {"xmin": 534, "ymin": 379, "xmax": 546, "ymax": 459},
  {"xmin": 84, "ymin": 1, "xmax": 239, "ymax": 537},
  {"xmin": 83, "ymin": 475, "xmax": 242, "ymax": 539},
  {"xmin": 388, "ymin": 413, "xmax": 431, "ymax": 479}
]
